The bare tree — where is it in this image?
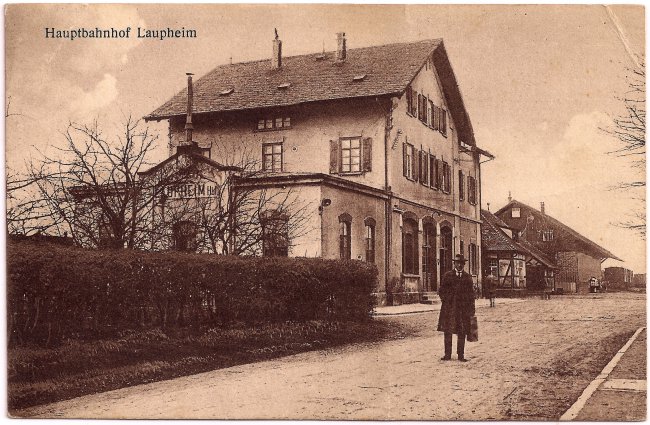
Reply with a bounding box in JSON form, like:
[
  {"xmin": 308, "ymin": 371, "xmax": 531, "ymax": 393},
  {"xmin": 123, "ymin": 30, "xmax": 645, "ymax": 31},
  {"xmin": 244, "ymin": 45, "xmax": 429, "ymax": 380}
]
[
  {"xmin": 146, "ymin": 140, "xmax": 316, "ymax": 255},
  {"xmin": 24, "ymin": 116, "xmax": 164, "ymax": 248},
  {"xmin": 14, "ymin": 115, "xmax": 315, "ymax": 254},
  {"xmin": 605, "ymin": 61, "xmax": 646, "ymax": 237}
]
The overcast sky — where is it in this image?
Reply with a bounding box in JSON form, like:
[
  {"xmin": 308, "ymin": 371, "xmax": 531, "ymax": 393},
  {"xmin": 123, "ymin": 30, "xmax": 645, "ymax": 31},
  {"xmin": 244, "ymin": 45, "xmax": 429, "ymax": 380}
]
[{"xmin": 5, "ymin": 4, "xmax": 646, "ymax": 272}]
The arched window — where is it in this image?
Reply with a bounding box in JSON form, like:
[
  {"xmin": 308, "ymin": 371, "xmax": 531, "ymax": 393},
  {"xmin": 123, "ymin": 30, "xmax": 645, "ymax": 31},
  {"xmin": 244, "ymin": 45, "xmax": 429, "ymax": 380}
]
[
  {"xmin": 402, "ymin": 217, "xmax": 419, "ymax": 274},
  {"xmin": 339, "ymin": 213, "xmax": 352, "ymax": 260},
  {"xmin": 439, "ymin": 225, "xmax": 453, "ymax": 274},
  {"xmin": 364, "ymin": 217, "xmax": 376, "ymax": 263},
  {"xmin": 261, "ymin": 211, "xmax": 289, "ymax": 257},
  {"xmin": 173, "ymin": 220, "xmax": 198, "ymax": 252}
]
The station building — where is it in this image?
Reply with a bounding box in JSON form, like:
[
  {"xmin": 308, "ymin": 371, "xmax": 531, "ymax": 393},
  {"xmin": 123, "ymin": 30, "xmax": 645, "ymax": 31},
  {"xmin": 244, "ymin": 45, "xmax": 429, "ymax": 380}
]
[{"xmin": 144, "ymin": 33, "xmax": 493, "ymax": 304}]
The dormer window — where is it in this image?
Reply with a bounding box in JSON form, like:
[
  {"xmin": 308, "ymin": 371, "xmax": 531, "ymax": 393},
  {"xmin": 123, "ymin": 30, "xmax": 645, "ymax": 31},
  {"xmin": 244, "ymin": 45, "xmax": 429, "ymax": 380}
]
[
  {"xmin": 352, "ymin": 74, "xmax": 367, "ymax": 82},
  {"xmin": 256, "ymin": 116, "xmax": 291, "ymax": 131},
  {"xmin": 219, "ymin": 88, "xmax": 234, "ymax": 96},
  {"xmin": 511, "ymin": 207, "xmax": 521, "ymax": 218}
]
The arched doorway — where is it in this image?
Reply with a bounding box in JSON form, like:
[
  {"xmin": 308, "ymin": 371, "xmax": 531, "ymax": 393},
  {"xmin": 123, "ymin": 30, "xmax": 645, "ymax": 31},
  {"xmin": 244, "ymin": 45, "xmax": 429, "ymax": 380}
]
[
  {"xmin": 422, "ymin": 222, "xmax": 437, "ymax": 291},
  {"xmin": 440, "ymin": 225, "xmax": 453, "ymax": 275}
]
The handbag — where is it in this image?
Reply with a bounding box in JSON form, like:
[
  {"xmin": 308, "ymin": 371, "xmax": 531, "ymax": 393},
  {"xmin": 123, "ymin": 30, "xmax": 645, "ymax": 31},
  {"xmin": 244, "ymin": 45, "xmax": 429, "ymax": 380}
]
[{"xmin": 467, "ymin": 315, "xmax": 479, "ymax": 342}]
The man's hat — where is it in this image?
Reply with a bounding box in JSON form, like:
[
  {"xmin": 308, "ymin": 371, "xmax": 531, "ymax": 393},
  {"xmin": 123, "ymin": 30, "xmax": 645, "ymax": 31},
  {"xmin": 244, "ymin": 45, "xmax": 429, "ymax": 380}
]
[{"xmin": 453, "ymin": 254, "xmax": 467, "ymax": 263}]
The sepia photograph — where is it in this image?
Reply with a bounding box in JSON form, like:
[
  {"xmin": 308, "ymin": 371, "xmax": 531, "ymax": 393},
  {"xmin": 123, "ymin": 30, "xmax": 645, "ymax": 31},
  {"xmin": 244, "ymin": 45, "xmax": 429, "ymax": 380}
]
[{"xmin": 5, "ymin": 3, "xmax": 646, "ymax": 420}]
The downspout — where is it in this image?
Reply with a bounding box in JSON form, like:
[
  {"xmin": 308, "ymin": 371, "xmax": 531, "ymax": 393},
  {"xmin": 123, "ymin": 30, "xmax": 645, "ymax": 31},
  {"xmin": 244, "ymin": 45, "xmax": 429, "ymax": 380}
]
[{"xmin": 384, "ymin": 99, "xmax": 393, "ymax": 298}]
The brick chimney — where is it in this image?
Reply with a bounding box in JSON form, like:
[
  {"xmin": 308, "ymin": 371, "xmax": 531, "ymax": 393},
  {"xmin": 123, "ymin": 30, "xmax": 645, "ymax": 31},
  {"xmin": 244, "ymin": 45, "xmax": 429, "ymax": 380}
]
[
  {"xmin": 336, "ymin": 32, "xmax": 347, "ymax": 61},
  {"xmin": 272, "ymin": 28, "xmax": 282, "ymax": 69},
  {"xmin": 540, "ymin": 202, "xmax": 545, "ymax": 214}
]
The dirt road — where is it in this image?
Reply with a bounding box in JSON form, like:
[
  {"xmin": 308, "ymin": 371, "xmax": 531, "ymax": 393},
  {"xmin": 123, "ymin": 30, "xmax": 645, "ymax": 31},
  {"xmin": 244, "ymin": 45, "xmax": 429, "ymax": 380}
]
[{"xmin": 18, "ymin": 292, "xmax": 645, "ymax": 420}]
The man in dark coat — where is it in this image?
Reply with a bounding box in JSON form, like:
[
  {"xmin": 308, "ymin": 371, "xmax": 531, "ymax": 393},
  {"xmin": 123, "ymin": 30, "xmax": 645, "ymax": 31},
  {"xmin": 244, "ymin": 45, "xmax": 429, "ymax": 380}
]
[{"xmin": 437, "ymin": 254, "xmax": 476, "ymax": 362}]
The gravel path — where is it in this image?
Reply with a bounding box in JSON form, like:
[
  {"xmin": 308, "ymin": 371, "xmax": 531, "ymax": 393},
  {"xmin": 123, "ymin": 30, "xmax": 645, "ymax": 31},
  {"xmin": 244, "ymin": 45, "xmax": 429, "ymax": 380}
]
[{"xmin": 17, "ymin": 292, "xmax": 646, "ymax": 420}]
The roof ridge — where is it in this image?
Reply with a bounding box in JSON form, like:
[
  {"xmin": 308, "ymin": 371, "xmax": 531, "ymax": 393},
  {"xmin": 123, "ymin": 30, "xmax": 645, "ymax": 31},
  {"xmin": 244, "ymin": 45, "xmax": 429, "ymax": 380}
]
[
  {"xmin": 191, "ymin": 38, "xmax": 443, "ymax": 77},
  {"xmin": 494, "ymin": 199, "xmax": 621, "ymax": 261}
]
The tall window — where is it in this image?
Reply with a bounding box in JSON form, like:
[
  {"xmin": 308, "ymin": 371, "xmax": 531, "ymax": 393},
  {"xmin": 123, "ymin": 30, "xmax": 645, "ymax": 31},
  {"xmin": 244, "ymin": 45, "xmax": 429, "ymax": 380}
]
[
  {"xmin": 440, "ymin": 226, "xmax": 453, "ymax": 274},
  {"xmin": 261, "ymin": 211, "xmax": 289, "ymax": 257},
  {"xmin": 429, "ymin": 154, "xmax": 437, "ymax": 189},
  {"xmin": 459, "ymin": 170, "xmax": 465, "ymax": 201},
  {"xmin": 468, "ymin": 176, "xmax": 477, "ymax": 205},
  {"xmin": 262, "ymin": 142, "xmax": 283, "ymax": 172},
  {"xmin": 173, "ymin": 220, "xmax": 198, "ymax": 252},
  {"xmin": 403, "ymin": 143, "xmax": 414, "ymax": 180},
  {"xmin": 468, "ymin": 243, "xmax": 478, "ymax": 275},
  {"xmin": 341, "ymin": 137, "xmax": 361, "ymax": 173},
  {"xmin": 442, "ymin": 161, "xmax": 451, "ymax": 193},
  {"xmin": 364, "ymin": 218, "xmax": 376, "ymax": 263},
  {"xmin": 406, "ymin": 86, "xmax": 416, "ymax": 116},
  {"xmin": 488, "ymin": 259, "xmax": 498, "ymax": 279},
  {"xmin": 420, "ymin": 150, "xmax": 429, "ymax": 185},
  {"xmin": 418, "ymin": 94, "xmax": 427, "ymax": 123},
  {"xmin": 339, "ymin": 214, "xmax": 352, "ymax": 260},
  {"xmin": 402, "ymin": 218, "xmax": 419, "ymax": 274}
]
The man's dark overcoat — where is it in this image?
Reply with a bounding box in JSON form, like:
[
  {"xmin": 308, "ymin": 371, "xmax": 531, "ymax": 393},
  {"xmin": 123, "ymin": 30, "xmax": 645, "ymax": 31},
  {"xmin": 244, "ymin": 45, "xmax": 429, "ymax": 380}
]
[{"xmin": 437, "ymin": 270, "xmax": 476, "ymax": 335}]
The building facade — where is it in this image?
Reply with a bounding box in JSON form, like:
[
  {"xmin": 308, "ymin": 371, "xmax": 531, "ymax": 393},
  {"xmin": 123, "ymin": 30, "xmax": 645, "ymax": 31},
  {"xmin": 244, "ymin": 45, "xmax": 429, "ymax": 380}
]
[
  {"xmin": 495, "ymin": 199, "xmax": 621, "ymax": 294},
  {"xmin": 144, "ymin": 34, "xmax": 493, "ymax": 304}
]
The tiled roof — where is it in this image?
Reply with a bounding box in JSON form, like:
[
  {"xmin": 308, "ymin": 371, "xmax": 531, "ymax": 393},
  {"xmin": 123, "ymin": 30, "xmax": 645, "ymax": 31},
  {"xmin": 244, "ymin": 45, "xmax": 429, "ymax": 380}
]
[
  {"xmin": 147, "ymin": 39, "xmax": 439, "ymax": 118},
  {"xmin": 482, "ymin": 210, "xmax": 523, "ymax": 252},
  {"xmin": 145, "ymin": 39, "xmax": 477, "ymax": 147},
  {"xmin": 494, "ymin": 200, "xmax": 622, "ymax": 261},
  {"xmin": 481, "ymin": 210, "xmax": 557, "ymax": 269}
]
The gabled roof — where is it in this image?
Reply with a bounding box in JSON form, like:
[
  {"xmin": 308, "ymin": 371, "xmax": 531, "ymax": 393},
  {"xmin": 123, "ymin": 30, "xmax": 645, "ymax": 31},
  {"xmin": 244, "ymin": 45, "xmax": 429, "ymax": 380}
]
[
  {"xmin": 138, "ymin": 151, "xmax": 241, "ymax": 176},
  {"xmin": 481, "ymin": 210, "xmax": 557, "ymax": 269},
  {"xmin": 145, "ymin": 38, "xmax": 477, "ymax": 146},
  {"xmin": 494, "ymin": 199, "xmax": 622, "ymax": 261}
]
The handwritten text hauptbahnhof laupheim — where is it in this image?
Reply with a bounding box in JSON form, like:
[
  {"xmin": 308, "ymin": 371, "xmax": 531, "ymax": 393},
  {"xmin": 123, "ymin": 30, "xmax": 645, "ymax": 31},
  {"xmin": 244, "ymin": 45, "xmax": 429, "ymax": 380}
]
[{"xmin": 45, "ymin": 27, "xmax": 197, "ymax": 41}]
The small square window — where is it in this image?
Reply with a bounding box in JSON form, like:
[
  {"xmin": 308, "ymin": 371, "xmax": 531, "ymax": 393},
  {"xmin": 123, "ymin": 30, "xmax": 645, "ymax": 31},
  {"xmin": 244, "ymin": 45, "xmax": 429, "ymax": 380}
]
[
  {"xmin": 512, "ymin": 208, "xmax": 521, "ymax": 218},
  {"xmin": 283, "ymin": 117, "xmax": 291, "ymax": 127},
  {"xmin": 275, "ymin": 118, "xmax": 283, "ymax": 128},
  {"xmin": 257, "ymin": 120, "xmax": 265, "ymax": 130},
  {"xmin": 265, "ymin": 119, "xmax": 273, "ymax": 129}
]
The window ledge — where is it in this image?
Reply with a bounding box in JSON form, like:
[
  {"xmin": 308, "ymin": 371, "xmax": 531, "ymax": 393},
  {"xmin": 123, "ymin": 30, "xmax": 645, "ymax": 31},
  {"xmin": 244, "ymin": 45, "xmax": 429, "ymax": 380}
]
[{"xmin": 401, "ymin": 273, "xmax": 421, "ymax": 278}]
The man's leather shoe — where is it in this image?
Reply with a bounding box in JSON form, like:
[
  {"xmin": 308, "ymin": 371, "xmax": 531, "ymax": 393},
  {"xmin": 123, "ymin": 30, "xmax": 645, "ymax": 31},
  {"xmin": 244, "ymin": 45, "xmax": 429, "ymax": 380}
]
[
  {"xmin": 458, "ymin": 357, "xmax": 469, "ymax": 362},
  {"xmin": 440, "ymin": 356, "xmax": 452, "ymax": 361}
]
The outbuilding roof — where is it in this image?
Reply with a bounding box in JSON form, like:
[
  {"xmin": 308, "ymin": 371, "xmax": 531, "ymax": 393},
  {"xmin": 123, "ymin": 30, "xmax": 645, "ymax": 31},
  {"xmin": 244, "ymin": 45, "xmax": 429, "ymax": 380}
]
[
  {"xmin": 145, "ymin": 38, "xmax": 477, "ymax": 146},
  {"xmin": 494, "ymin": 200, "xmax": 622, "ymax": 261},
  {"xmin": 481, "ymin": 210, "xmax": 557, "ymax": 269}
]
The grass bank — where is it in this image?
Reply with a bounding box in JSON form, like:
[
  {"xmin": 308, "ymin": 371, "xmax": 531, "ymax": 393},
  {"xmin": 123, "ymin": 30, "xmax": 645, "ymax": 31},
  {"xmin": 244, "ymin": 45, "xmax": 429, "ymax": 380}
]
[{"xmin": 9, "ymin": 319, "xmax": 409, "ymax": 413}]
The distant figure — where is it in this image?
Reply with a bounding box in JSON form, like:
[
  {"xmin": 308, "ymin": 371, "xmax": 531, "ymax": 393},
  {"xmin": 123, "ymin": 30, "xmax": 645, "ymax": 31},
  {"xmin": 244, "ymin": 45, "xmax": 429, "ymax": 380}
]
[
  {"xmin": 484, "ymin": 274, "xmax": 497, "ymax": 307},
  {"xmin": 589, "ymin": 277, "xmax": 600, "ymax": 293},
  {"xmin": 437, "ymin": 254, "xmax": 476, "ymax": 362}
]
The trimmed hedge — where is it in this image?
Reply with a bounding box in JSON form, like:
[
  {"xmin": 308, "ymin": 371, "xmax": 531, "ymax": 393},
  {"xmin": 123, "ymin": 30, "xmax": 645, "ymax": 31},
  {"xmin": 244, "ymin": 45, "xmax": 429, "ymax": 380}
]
[{"xmin": 7, "ymin": 241, "xmax": 377, "ymax": 346}]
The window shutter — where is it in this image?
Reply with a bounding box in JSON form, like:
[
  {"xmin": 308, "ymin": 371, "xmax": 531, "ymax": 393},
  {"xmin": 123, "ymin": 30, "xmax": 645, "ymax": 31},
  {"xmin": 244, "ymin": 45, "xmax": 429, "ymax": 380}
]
[
  {"xmin": 420, "ymin": 151, "xmax": 426, "ymax": 185},
  {"xmin": 436, "ymin": 159, "xmax": 442, "ymax": 189},
  {"xmin": 441, "ymin": 109, "xmax": 447, "ymax": 135},
  {"xmin": 413, "ymin": 91, "xmax": 418, "ymax": 116},
  {"xmin": 362, "ymin": 137, "xmax": 372, "ymax": 172},
  {"xmin": 413, "ymin": 148, "xmax": 419, "ymax": 181},
  {"xmin": 402, "ymin": 143, "xmax": 408, "ymax": 177},
  {"xmin": 459, "ymin": 170, "xmax": 465, "ymax": 201},
  {"xmin": 330, "ymin": 140, "xmax": 339, "ymax": 174},
  {"xmin": 406, "ymin": 86, "xmax": 412, "ymax": 114}
]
